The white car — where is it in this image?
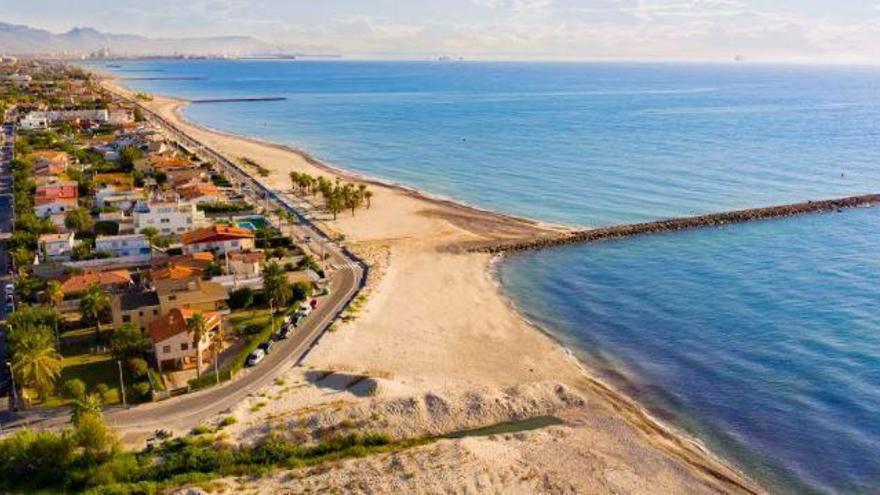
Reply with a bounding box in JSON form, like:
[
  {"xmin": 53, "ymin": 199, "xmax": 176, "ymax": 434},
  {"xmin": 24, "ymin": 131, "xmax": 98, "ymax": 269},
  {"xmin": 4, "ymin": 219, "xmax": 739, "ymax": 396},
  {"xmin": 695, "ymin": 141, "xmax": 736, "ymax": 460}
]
[
  {"xmin": 4, "ymin": 283, "xmax": 14, "ymax": 295},
  {"xmin": 246, "ymin": 348, "xmax": 266, "ymax": 367},
  {"xmin": 298, "ymin": 303, "xmax": 312, "ymax": 316}
]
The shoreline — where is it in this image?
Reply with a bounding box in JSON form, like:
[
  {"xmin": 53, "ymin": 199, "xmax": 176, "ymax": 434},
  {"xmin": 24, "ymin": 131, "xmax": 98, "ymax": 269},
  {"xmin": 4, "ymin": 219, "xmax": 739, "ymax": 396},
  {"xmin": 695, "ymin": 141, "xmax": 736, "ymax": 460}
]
[
  {"xmin": 168, "ymin": 100, "xmax": 576, "ymax": 235},
  {"xmin": 102, "ymin": 75, "xmax": 763, "ymax": 494}
]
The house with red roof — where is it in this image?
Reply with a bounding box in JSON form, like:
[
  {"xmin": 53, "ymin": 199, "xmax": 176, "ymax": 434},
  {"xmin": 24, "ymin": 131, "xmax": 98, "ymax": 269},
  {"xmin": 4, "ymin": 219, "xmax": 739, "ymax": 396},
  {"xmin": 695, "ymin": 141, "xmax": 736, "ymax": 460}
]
[
  {"xmin": 181, "ymin": 225, "xmax": 255, "ymax": 255},
  {"xmin": 148, "ymin": 308, "xmax": 222, "ymax": 372},
  {"xmin": 59, "ymin": 269, "xmax": 133, "ymax": 297},
  {"xmin": 176, "ymin": 182, "xmax": 224, "ymax": 204}
]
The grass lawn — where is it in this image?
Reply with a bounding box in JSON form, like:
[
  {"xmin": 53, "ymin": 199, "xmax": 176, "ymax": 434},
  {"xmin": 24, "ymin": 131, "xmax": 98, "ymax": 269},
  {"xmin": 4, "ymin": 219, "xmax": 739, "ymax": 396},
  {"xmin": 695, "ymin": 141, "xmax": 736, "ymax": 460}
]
[{"xmin": 39, "ymin": 327, "xmax": 122, "ymax": 408}]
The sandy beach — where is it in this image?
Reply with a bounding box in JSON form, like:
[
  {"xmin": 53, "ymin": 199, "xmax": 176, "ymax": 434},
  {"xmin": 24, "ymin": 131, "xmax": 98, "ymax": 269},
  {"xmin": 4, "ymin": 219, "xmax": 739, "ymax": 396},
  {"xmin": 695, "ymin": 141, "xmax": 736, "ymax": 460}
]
[{"xmin": 104, "ymin": 79, "xmax": 762, "ymax": 494}]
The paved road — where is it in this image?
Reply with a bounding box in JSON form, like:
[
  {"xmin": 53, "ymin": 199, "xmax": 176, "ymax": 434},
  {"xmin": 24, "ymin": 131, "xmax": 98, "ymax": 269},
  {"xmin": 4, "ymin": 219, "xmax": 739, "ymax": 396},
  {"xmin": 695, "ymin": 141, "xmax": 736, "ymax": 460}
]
[
  {"xmin": 0, "ymin": 93, "xmax": 367, "ymax": 434},
  {"xmin": 0, "ymin": 122, "xmax": 15, "ymax": 400}
]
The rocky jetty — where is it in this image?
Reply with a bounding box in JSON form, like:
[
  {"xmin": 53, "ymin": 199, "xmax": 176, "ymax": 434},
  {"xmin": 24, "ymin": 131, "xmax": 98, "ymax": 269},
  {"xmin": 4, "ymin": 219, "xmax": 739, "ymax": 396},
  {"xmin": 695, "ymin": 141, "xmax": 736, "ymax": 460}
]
[{"xmin": 471, "ymin": 193, "xmax": 880, "ymax": 253}]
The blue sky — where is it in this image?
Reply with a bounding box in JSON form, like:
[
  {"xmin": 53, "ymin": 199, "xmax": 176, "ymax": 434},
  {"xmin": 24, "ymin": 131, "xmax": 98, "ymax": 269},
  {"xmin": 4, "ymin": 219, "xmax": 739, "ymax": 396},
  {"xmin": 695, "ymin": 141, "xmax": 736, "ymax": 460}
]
[{"xmin": 2, "ymin": 0, "xmax": 879, "ymax": 61}]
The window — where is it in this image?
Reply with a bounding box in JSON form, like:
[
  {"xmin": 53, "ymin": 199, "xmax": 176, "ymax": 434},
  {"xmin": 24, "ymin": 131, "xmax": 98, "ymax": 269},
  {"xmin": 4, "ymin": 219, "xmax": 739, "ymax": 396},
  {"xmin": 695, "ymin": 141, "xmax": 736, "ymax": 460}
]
[
  {"xmin": 138, "ymin": 311, "xmax": 143, "ymax": 316},
  {"xmin": 181, "ymin": 343, "xmax": 188, "ymax": 351},
  {"xmin": 168, "ymin": 295, "xmax": 176, "ymax": 301},
  {"xmin": 163, "ymin": 345, "xmax": 171, "ymax": 354},
  {"xmin": 122, "ymin": 315, "xmax": 131, "ymax": 323},
  {"xmin": 153, "ymin": 309, "xmax": 159, "ymax": 315}
]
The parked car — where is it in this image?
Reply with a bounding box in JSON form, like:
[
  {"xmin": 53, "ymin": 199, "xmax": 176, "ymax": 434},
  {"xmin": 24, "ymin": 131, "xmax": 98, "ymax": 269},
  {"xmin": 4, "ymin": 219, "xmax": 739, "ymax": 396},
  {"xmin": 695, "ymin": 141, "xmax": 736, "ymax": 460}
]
[
  {"xmin": 246, "ymin": 349, "xmax": 266, "ymax": 367},
  {"xmin": 292, "ymin": 314, "xmax": 305, "ymax": 327},
  {"xmin": 258, "ymin": 340, "xmax": 275, "ymax": 354},
  {"xmin": 4, "ymin": 301, "xmax": 13, "ymax": 313},
  {"xmin": 298, "ymin": 303, "xmax": 312, "ymax": 316},
  {"xmin": 4, "ymin": 283, "xmax": 14, "ymax": 295},
  {"xmin": 276, "ymin": 325, "xmax": 292, "ymax": 340},
  {"xmin": 310, "ymin": 299, "xmax": 318, "ymax": 310}
]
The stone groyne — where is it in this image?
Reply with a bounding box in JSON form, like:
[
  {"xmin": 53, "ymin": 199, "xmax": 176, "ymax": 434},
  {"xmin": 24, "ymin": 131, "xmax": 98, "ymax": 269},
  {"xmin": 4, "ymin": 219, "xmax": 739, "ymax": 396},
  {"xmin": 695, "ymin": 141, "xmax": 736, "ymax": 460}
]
[
  {"xmin": 191, "ymin": 97, "xmax": 287, "ymax": 104},
  {"xmin": 471, "ymin": 193, "xmax": 880, "ymax": 253}
]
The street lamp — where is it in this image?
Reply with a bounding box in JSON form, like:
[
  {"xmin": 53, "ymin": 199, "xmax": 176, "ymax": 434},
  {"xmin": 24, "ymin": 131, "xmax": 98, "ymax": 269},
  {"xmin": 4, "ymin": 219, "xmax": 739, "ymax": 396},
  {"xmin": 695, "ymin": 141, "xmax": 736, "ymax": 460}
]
[
  {"xmin": 6, "ymin": 361, "xmax": 17, "ymax": 412},
  {"xmin": 117, "ymin": 360, "xmax": 127, "ymax": 408}
]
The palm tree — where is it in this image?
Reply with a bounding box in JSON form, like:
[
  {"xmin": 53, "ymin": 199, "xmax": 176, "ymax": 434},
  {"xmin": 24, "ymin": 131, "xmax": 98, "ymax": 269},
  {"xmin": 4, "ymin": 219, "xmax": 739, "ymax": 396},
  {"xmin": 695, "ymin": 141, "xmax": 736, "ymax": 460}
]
[
  {"xmin": 45, "ymin": 281, "xmax": 64, "ymax": 350},
  {"xmin": 140, "ymin": 227, "xmax": 160, "ymax": 260},
  {"xmin": 11, "ymin": 329, "xmax": 62, "ymax": 402},
  {"xmin": 45, "ymin": 280, "xmax": 64, "ymax": 307},
  {"xmin": 262, "ymin": 261, "xmax": 292, "ymax": 311},
  {"xmin": 11, "ymin": 246, "xmax": 33, "ymax": 276},
  {"xmin": 80, "ymin": 284, "xmax": 111, "ymax": 345},
  {"xmin": 186, "ymin": 312, "xmax": 208, "ymax": 379}
]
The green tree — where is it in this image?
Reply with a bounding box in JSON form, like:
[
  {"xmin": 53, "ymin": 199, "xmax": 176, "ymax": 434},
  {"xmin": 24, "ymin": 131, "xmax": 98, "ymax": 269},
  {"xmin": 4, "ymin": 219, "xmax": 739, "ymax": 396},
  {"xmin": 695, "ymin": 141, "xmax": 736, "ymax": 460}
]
[
  {"xmin": 80, "ymin": 284, "xmax": 111, "ymax": 344},
  {"xmin": 261, "ymin": 261, "xmax": 292, "ymax": 311},
  {"xmin": 45, "ymin": 280, "xmax": 64, "ymax": 307},
  {"xmin": 185, "ymin": 312, "xmax": 208, "ymax": 379},
  {"xmin": 73, "ymin": 409, "xmax": 118, "ymax": 461},
  {"xmin": 118, "ymin": 145, "xmax": 142, "ymax": 171},
  {"xmin": 109, "ymin": 324, "xmax": 150, "ymax": 361},
  {"xmin": 228, "ymin": 287, "xmax": 254, "ymax": 310},
  {"xmin": 11, "ymin": 329, "xmax": 62, "ymax": 402},
  {"xmin": 10, "ymin": 246, "xmax": 34, "ymax": 276},
  {"xmin": 140, "ymin": 226, "xmax": 159, "ymax": 259},
  {"xmin": 70, "ymin": 393, "xmax": 103, "ymax": 423},
  {"xmin": 72, "ymin": 242, "xmax": 93, "ymax": 261},
  {"xmin": 64, "ymin": 207, "xmax": 94, "ymax": 235},
  {"xmin": 63, "ymin": 379, "xmax": 87, "ymax": 400}
]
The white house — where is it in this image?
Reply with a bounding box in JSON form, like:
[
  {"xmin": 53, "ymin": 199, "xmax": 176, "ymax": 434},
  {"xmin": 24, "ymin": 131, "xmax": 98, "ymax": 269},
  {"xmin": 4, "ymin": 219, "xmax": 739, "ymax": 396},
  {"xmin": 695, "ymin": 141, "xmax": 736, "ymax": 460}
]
[
  {"xmin": 34, "ymin": 198, "xmax": 77, "ymax": 218},
  {"xmin": 20, "ymin": 109, "xmax": 109, "ymax": 130},
  {"xmin": 134, "ymin": 200, "xmax": 207, "ymax": 236},
  {"xmin": 95, "ymin": 234, "xmax": 151, "ymax": 258},
  {"xmin": 148, "ymin": 308, "xmax": 221, "ymax": 372},
  {"xmin": 39, "ymin": 232, "xmax": 75, "ymax": 261},
  {"xmin": 181, "ymin": 225, "xmax": 256, "ymax": 256}
]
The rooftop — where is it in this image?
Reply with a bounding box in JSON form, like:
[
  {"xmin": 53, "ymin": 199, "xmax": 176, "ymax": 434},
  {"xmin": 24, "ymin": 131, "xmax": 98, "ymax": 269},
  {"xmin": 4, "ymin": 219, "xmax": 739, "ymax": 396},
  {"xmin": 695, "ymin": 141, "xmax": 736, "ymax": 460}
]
[
  {"xmin": 60, "ymin": 270, "xmax": 132, "ymax": 295},
  {"xmin": 148, "ymin": 308, "xmax": 221, "ymax": 344},
  {"xmin": 39, "ymin": 232, "xmax": 74, "ymax": 243},
  {"xmin": 118, "ymin": 291, "xmax": 160, "ymax": 312},
  {"xmin": 181, "ymin": 225, "xmax": 255, "ymax": 245},
  {"xmin": 227, "ymin": 250, "xmax": 265, "ymax": 264}
]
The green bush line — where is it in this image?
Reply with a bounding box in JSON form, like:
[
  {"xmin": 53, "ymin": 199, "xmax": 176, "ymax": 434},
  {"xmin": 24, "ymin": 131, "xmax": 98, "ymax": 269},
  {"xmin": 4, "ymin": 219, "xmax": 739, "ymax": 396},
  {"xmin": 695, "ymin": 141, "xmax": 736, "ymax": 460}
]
[{"xmin": 0, "ymin": 429, "xmax": 419, "ymax": 493}]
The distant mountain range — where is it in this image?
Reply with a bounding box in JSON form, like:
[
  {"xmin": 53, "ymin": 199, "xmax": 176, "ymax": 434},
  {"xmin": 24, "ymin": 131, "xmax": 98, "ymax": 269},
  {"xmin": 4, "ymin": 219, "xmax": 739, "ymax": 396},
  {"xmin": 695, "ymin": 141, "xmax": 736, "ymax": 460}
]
[{"xmin": 0, "ymin": 22, "xmax": 291, "ymax": 57}]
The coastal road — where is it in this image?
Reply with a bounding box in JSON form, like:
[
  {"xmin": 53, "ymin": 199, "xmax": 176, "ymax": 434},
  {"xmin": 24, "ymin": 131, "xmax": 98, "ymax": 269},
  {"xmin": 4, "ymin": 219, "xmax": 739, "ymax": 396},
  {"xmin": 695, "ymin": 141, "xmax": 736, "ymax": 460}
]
[
  {"xmin": 0, "ymin": 91, "xmax": 366, "ymax": 434},
  {"xmin": 0, "ymin": 122, "xmax": 15, "ymax": 400}
]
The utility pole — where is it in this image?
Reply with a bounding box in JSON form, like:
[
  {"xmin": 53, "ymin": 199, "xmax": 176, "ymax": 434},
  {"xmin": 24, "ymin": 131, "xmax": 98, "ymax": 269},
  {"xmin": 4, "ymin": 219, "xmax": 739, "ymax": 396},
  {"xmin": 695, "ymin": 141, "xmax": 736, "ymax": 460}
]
[
  {"xmin": 117, "ymin": 360, "xmax": 127, "ymax": 408},
  {"xmin": 214, "ymin": 339, "xmax": 220, "ymax": 386}
]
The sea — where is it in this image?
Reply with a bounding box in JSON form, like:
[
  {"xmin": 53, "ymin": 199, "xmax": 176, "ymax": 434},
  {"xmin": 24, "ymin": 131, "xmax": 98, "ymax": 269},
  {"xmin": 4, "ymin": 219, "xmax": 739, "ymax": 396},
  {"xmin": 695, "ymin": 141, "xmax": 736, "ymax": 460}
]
[{"xmin": 97, "ymin": 60, "xmax": 880, "ymax": 494}]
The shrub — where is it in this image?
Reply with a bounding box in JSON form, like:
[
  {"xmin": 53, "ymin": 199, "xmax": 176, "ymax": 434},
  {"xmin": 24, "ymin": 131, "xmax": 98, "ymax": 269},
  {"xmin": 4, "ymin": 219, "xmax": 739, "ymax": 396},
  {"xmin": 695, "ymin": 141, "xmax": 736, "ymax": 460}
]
[
  {"xmin": 218, "ymin": 416, "xmax": 237, "ymax": 428},
  {"xmin": 63, "ymin": 379, "xmax": 87, "ymax": 399},
  {"xmin": 190, "ymin": 424, "xmax": 213, "ymax": 436},
  {"xmin": 127, "ymin": 358, "xmax": 149, "ymax": 379},
  {"xmin": 93, "ymin": 221, "xmax": 120, "ymax": 236},
  {"xmin": 93, "ymin": 383, "xmax": 110, "ymax": 402},
  {"xmin": 131, "ymin": 382, "xmax": 151, "ymax": 401},
  {"xmin": 228, "ymin": 288, "xmax": 254, "ymax": 310}
]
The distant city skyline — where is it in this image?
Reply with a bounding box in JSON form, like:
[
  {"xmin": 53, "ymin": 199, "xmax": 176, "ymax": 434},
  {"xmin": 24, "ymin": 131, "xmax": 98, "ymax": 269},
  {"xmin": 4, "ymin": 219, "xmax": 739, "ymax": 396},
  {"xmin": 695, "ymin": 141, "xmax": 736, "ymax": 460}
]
[{"xmin": 2, "ymin": 0, "xmax": 880, "ymax": 62}]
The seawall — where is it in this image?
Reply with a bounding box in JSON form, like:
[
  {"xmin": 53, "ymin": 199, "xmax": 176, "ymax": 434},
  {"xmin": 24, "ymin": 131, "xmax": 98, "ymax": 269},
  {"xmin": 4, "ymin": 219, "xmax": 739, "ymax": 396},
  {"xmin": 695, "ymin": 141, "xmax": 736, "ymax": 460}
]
[{"xmin": 470, "ymin": 193, "xmax": 880, "ymax": 253}]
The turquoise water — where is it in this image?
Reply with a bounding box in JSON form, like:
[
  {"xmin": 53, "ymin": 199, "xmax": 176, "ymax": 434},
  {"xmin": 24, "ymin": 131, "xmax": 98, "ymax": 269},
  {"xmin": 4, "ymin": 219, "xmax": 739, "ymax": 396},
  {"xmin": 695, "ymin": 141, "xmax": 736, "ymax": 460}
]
[{"xmin": 101, "ymin": 60, "xmax": 880, "ymax": 493}]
